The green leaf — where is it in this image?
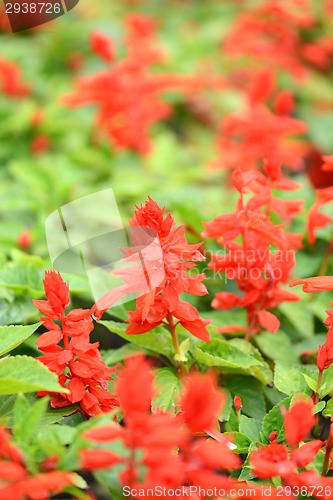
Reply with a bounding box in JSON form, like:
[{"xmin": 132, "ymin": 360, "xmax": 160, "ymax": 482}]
[
  {"xmin": 0, "ymin": 355, "xmax": 68, "ymax": 394},
  {"xmin": 319, "ymin": 364, "xmax": 333, "ymax": 398},
  {"xmin": 0, "ymin": 322, "xmax": 41, "ymax": 356},
  {"xmin": 0, "ymin": 296, "xmax": 38, "ymax": 326},
  {"xmin": 314, "ymin": 401, "xmax": 326, "ymax": 414},
  {"xmin": 194, "ymin": 339, "xmax": 262, "ymax": 369},
  {"xmin": 323, "ymin": 399, "xmax": 333, "ymax": 418},
  {"xmin": 152, "ymin": 368, "xmax": 182, "ymax": 413},
  {"xmin": 274, "ymin": 362, "xmax": 315, "ymax": 396},
  {"xmin": 261, "ymin": 397, "xmax": 291, "ymax": 442},
  {"xmin": 254, "ymin": 331, "xmax": 298, "ymax": 364},
  {"xmin": 278, "ymin": 301, "xmax": 314, "ymax": 338},
  {"xmin": 239, "ymin": 415, "xmax": 262, "ymax": 442},
  {"xmin": 223, "ymin": 431, "xmax": 251, "ymax": 454},
  {"xmin": 0, "ymin": 260, "xmax": 43, "ymax": 297},
  {"xmin": 303, "ymin": 374, "xmax": 318, "ymax": 393},
  {"xmin": 224, "ymin": 376, "xmax": 266, "ymax": 421},
  {"xmin": 219, "ymin": 390, "xmax": 233, "ymax": 422},
  {"xmin": 13, "ymin": 394, "xmax": 49, "ymax": 445},
  {"xmin": 228, "ymin": 338, "xmax": 273, "ymax": 384},
  {"xmin": 101, "ymin": 320, "xmax": 174, "ymax": 358}
]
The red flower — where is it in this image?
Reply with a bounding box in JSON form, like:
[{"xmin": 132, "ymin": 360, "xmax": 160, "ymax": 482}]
[
  {"xmin": 63, "ymin": 17, "xmax": 224, "ymax": 155},
  {"xmin": 290, "ymin": 276, "xmax": 333, "ymax": 292},
  {"xmin": 203, "ymin": 168, "xmax": 301, "ymax": 339},
  {"xmin": 0, "ymin": 57, "xmax": 31, "ymax": 97},
  {"xmin": 33, "ymin": 270, "xmax": 117, "ymax": 417},
  {"xmin": 97, "ymin": 198, "xmax": 210, "ymax": 345},
  {"xmin": 90, "ymin": 32, "xmax": 115, "ymax": 62},
  {"xmin": 81, "ymin": 356, "xmax": 241, "ymax": 493}
]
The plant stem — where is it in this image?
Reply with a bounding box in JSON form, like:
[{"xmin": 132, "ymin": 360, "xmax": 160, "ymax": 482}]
[
  {"xmin": 314, "ymin": 369, "xmax": 323, "ymax": 405},
  {"xmin": 167, "ymin": 312, "xmax": 180, "ymax": 358},
  {"xmin": 322, "ymin": 417, "xmax": 333, "ymax": 476}
]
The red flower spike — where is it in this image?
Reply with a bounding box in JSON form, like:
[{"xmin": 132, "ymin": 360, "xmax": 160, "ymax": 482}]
[
  {"xmin": 204, "ymin": 167, "xmax": 301, "ymax": 339},
  {"xmin": 97, "ymin": 198, "xmax": 210, "ymax": 347},
  {"xmin": 33, "ymin": 270, "xmax": 117, "ymax": 417}
]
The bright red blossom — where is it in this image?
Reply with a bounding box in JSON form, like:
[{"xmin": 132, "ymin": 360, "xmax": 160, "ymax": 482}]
[
  {"xmin": 33, "ymin": 270, "xmax": 118, "ymax": 417},
  {"xmin": 97, "ymin": 197, "xmax": 211, "ymax": 342}
]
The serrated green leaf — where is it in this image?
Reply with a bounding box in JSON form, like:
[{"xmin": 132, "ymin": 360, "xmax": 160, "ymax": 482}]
[
  {"xmin": 239, "ymin": 415, "xmax": 262, "ymax": 442},
  {"xmin": 0, "ymin": 322, "xmax": 41, "ymax": 356},
  {"xmin": 228, "ymin": 338, "xmax": 273, "ymax": 384},
  {"xmin": 261, "ymin": 397, "xmax": 291, "ymax": 442},
  {"xmin": 194, "ymin": 339, "xmax": 261, "ymax": 369},
  {"xmin": 0, "ymin": 355, "xmax": 68, "ymax": 394},
  {"xmin": 274, "ymin": 362, "xmax": 315, "ymax": 396},
  {"xmin": 152, "ymin": 368, "xmax": 182, "ymax": 413}
]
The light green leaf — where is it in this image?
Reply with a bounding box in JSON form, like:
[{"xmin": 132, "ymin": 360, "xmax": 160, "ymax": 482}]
[
  {"xmin": 274, "ymin": 362, "xmax": 315, "ymax": 396},
  {"xmin": 0, "ymin": 322, "xmax": 41, "ymax": 356},
  {"xmin": 194, "ymin": 339, "xmax": 262, "ymax": 369},
  {"xmin": 0, "ymin": 355, "xmax": 68, "ymax": 394},
  {"xmin": 101, "ymin": 320, "xmax": 174, "ymax": 358},
  {"xmin": 152, "ymin": 368, "xmax": 182, "ymax": 413},
  {"xmin": 13, "ymin": 394, "xmax": 49, "ymax": 445},
  {"xmin": 228, "ymin": 338, "xmax": 273, "ymax": 384},
  {"xmin": 314, "ymin": 401, "xmax": 326, "ymax": 414}
]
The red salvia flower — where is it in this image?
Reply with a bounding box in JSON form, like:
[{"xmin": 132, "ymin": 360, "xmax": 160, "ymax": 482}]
[
  {"xmin": 203, "ymin": 168, "xmax": 301, "ymax": 339},
  {"xmin": 63, "ymin": 16, "xmax": 225, "ymax": 155},
  {"xmin": 81, "ymin": 356, "xmax": 242, "ymax": 495},
  {"xmin": 250, "ymin": 398, "xmax": 322, "ymax": 483},
  {"xmin": 97, "ymin": 197, "xmax": 211, "ymax": 346},
  {"xmin": 33, "ymin": 270, "xmax": 118, "ymax": 417}
]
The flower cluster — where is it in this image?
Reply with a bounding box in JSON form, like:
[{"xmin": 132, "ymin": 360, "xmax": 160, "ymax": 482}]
[
  {"xmin": 97, "ymin": 197, "xmax": 211, "ymax": 355},
  {"xmin": 33, "ymin": 270, "xmax": 117, "ymax": 417},
  {"xmin": 224, "ymin": 0, "xmax": 333, "ymax": 77},
  {"xmin": 250, "ymin": 397, "xmax": 333, "ymax": 493},
  {"xmin": 63, "ymin": 15, "xmax": 224, "ymax": 155},
  {"xmin": 203, "ymin": 168, "xmax": 302, "ymax": 338},
  {"xmin": 81, "ymin": 356, "xmax": 242, "ymax": 496},
  {"xmin": 0, "ymin": 425, "xmax": 75, "ymax": 499},
  {"xmin": 213, "ymin": 69, "xmax": 307, "ymax": 171}
]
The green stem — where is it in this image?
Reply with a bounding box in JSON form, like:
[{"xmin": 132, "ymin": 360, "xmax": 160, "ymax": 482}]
[{"xmin": 167, "ymin": 312, "xmax": 180, "ymax": 358}]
